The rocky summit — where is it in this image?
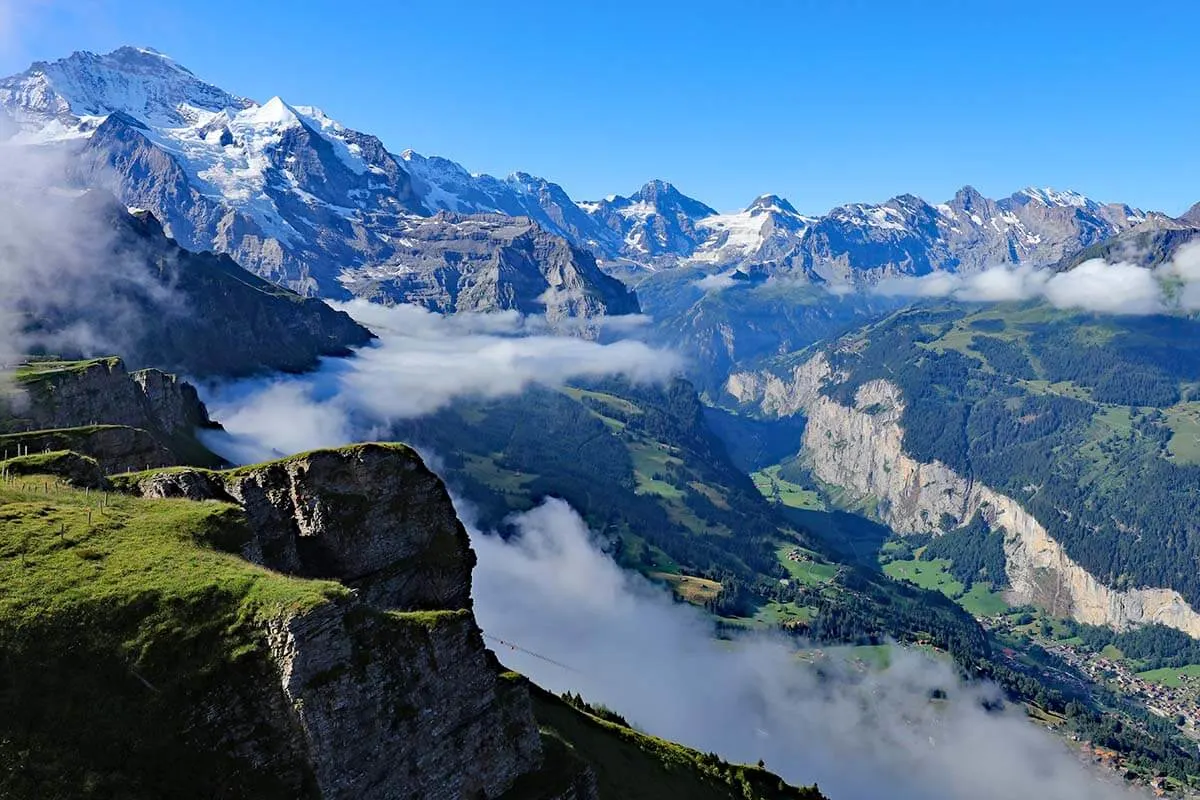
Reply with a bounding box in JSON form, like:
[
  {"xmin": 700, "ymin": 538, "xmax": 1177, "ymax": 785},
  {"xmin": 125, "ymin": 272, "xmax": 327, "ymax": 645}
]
[
  {"xmin": 0, "ymin": 48, "xmax": 639, "ymax": 318},
  {"xmin": 339, "ymin": 213, "xmax": 639, "ymax": 319}
]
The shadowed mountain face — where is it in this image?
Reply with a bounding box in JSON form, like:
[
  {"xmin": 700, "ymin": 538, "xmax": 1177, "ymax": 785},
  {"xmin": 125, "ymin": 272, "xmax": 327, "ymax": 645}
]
[
  {"xmin": 338, "ymin": 213, "xmax": 639, "ymax": 319},
  {"xmin": 1052, "ymin": 221, "xmax": 1200, "ymax": 271},
  {"xmin": 8, "ymin": 191, "xmax": 373, "ymax": 377}
]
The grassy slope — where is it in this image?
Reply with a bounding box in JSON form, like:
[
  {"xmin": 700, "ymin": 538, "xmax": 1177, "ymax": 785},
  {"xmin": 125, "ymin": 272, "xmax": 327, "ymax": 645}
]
[
  {"xmin": 883, "ymin": 557, "xmax": 1008, "ymax": 617},
  {"xmin": 0, "ymin": 468, "xmax": 345, "ymax": 799},
  {"xmin": 1137, "ymin": 665, "xmax": 1200, "ymax": 687},
  {"xmin": 514, "ymin": 680, "xmax": 824, "ymax": 800},
  {"xmin": 751, "ymin": 465, "xmax": 825, "ymax": 510}
]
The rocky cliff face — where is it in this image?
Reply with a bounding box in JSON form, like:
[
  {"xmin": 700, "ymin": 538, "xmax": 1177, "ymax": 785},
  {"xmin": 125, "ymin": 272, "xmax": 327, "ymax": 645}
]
[
  {"xmin": 0, "ymin": 357, "xmax": 221, "ymax": 471},
  {"xmin": 7, "ymin": 357, "xmax": 210, "ymax": 434},
  {"xmin": 728, "ymin": 355, "xmax": 1200, "ymax": 636},
  {"xmin": 130, "ymin": 444, "xmax": 475, "ymax": 609},
  {"xmin": 339, "ymin": 213, "xmax": 639, "ymax": 320},
  {"xmin": 118, "ymin": 443, "xmax": 584, "ymax": 800}
]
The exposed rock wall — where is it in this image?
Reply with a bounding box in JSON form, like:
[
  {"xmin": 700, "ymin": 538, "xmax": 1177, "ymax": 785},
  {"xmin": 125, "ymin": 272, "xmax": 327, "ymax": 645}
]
[
  {"xmin": 0, "ymin": 425, "xmax": 175, "ymax": 473},
  {"xmin": 9, "ymin": 358, "xmax": 212, "ymax": 435},
  {"xmin": 339, "ymin": 213, "xmax": 640, "ymax": 322},
  {"xmin": 122, "ymin": 443, "xmax": 585, "ymax": 800},
  {"xmin": 131, "ymin": 367, "xmax": 212, "ymax": 432},
  {"xmin": 727, "ymin": 354, "xmax": 1200, "ymax": 635},
  {"xmin": 1, "ymin": 358, "xmax": 219, "ymax": 469},
  {"xmin": 130, "ymin": 444, "xmax": 473, "ymax": 609},
  {"xmin": 264, "ymin": 603, "xmax": 542, "ymax": 800}
]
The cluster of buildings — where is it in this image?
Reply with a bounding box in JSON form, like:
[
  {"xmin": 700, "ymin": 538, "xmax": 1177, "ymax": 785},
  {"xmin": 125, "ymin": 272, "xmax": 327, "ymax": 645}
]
[{"xmin": 1045, "ymin": 643, "xmax": 1200, "ymax": 736}]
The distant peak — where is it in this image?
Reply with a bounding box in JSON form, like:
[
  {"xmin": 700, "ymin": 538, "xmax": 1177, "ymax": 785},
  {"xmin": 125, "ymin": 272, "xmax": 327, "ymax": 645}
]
[
  {"xmin": 946, "ymin": 185, "xmax": 990, "ymax": 214},
  {"xmin": 110, "ymin": 45, "xmax": 173, "ymax": 60},
  {"xmin": 633, "ymin": 178, "xmax": 677, "ymax": 199},
  {"xmin": 1180, "ymin": 201, "xmax": 1200, "ymax": 226},
  {"xmin": 629, "ymin": 179, "xmax": 716, "ymax": 217},
  {"xmin": 241, "ymin": 96, "xmax": 300, "ymax": 127},
  {"xmin": 4, "ymin": 44, "xmax": 252, "ymax": 124},
  {"xmin": 1015, "ymin": 186, "xmax": 1091, "ymax": 208},
  {"xmin": 747, "ymin": 194, "xmax": 798, "ymax": 215}
]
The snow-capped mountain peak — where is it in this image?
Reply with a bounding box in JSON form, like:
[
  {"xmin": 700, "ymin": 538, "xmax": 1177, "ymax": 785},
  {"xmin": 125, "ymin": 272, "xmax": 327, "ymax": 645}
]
[
  {"xmin": 687, "ymin": 194, "xmax": 815, "ymax": 265},
  {"xmin": 0, "ymin": 44, "xmax": 1176, "ymax": 301},
  {"xmin": 1015, "ymin": 186, "xmax": 1093, "ymax": 209},
  {"xmin": 628, "ymin": 179, "xmax": 717, "ymax": 218},
  {"xmin": 0, "ymin": 46, "xmax": 252, "ymax": 134},
  {"xmin": 746, "ymin": 194, "xmax": 799, "ymax": 215}
]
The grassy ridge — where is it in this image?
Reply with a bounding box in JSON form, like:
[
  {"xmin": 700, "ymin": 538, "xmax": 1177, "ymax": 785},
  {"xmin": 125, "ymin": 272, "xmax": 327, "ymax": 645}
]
[{"xmin": 0, "ymin": 470, "xmax": 344, "ymax": 798}]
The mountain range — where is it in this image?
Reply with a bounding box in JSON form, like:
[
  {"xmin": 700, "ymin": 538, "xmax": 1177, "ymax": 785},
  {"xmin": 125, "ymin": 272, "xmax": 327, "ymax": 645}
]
[{"xmin": 0, "ymin": 46, "xmax": 1186, "ymax": 317}]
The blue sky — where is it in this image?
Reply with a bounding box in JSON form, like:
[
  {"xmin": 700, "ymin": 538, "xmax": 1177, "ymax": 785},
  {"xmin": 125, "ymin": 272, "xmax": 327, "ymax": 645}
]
[{"xmin": 3, "ymin": 0, "xmax": 1197, "ymax": 215}]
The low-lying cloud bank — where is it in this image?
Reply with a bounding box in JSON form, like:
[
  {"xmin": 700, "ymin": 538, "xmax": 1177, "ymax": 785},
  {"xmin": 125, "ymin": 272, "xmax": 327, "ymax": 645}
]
[
  {"xmin": 873, "ymin": 241, "xmax": 1200, "ymax": 315},
  {"xmin": 471, "ymin": 498, "xmax": 1135, "ymax": 800},
  {"xmin": 199, "ymin": 300, "xmax": 682, "ymax": 463}
]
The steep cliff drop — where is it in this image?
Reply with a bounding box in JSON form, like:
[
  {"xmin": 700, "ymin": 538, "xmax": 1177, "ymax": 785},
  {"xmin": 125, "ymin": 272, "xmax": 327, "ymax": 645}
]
[
  {"xmin": 0, "ymin": 433, "xmax": 820, "ymax": 799},
  {"xmin": 728, "ymin": 353, "xmax": 1200, "ymax": 636}
]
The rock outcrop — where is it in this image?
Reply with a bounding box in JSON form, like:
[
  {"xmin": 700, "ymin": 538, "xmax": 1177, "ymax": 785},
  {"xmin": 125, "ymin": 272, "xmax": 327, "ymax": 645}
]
[
  {"xmin": 128, "ymin": 444, "xmax": 475, "ymax": 610},
  {"xmin": 728, "ymin": 354, "xmax": 1200, "ymax": 636},
  {"xmin": 118, "ymin": 443, "xmax": 583, "ymax": 800},
  {"xmin": 338, "ymin": 213, "xmax": 640, "ymax": 321},
  {"xmin": 0, "ymin": 425, "xmax": 176, "ymax": 474},
  {"xmin": 7, "ymin": 357, "xmax": 210, "ymax": 435},
  {"xmin": 1, "ymin": 357, "xmax": 221, "ymax": 470}
]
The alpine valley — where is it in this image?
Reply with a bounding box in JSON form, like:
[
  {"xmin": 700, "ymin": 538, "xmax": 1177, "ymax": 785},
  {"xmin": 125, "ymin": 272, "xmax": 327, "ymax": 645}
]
[{"xmin": 4, "ymin": 42, "xmax": 1200, "ymax": 800}]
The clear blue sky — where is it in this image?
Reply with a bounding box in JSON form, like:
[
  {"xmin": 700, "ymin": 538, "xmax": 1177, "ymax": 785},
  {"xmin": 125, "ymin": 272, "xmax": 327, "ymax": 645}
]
[{"xmin": 3, "ymin": 0, "xmax": 1197, "ymax": 215}]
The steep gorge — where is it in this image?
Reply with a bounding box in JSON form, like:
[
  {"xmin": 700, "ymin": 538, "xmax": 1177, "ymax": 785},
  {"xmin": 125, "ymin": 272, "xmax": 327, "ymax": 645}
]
[{"xmin": 727, "ymin": 354, "xmax": 1200, "ymax": 636}]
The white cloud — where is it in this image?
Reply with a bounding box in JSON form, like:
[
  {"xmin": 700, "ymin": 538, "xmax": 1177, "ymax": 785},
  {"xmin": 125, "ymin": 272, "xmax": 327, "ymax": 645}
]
[
  {"xmin": 694, "ymin": 271, "xmax": 739, "ymax": 292},
  {"xmin": 875, "ymin": 271, "xmax": 969, "ymax": 299},
  {"xmin": 200, "ymin": 301, "xmax": 683, "ymax": 463},
  {"xmin": 468, "ymin": 497, "xmax": 1133, "ymax": 800},
  {"xmin": 1160, "ymin": 240, "xmax": 1200, "ymax": 311},
  {"xmin": 871, "ymin": 243, "xmax": 1200, "ymax": 316},
  {"xmin": 1043, "ymin": 259, "xmax": 1163, "ymax": 315},
  {"xmin": 0, "ymin": 143, "xmax": 183, "ymax": 397}
]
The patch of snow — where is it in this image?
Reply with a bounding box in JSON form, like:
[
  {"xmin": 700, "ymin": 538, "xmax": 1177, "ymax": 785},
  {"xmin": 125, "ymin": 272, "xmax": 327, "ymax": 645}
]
[
  {"xmin": 865, "ymin": 206, "xmax": 908, "ymax": 231},
  {"xmin": 617, "ymin": 200, "xmax": 656, "ymax": 220},
  {"xmin": 1018, "ymin": 187, "xmax": 1093, "ymax": 208},
  {"xmin": 624, "ymin": 228, "xmax": 649, "ymax": 253}
]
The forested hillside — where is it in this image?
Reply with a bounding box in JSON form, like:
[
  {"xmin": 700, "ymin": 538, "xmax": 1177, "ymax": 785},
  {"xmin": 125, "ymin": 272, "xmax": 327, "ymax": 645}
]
[{"xmin": 816, "ymin": 302, "xmax": 1200, "ymax": 607}]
